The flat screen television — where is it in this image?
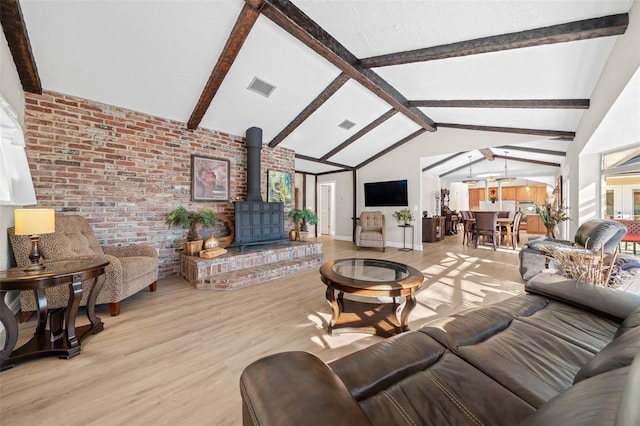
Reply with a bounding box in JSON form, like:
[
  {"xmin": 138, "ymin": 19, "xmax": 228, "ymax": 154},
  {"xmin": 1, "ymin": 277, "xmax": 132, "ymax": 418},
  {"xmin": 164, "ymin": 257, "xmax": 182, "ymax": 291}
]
[{"xmin": 364, "ymin": 179, "xmax": 408, "ymax": 207}]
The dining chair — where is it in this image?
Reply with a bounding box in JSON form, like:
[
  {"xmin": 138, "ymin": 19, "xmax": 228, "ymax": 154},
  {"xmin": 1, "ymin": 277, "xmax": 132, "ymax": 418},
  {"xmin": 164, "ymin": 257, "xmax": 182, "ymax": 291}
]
[
  {"xmin": 472, "ymin": 211, "xmax": 499, "ymax": 250},
  {"xmin": 500, "ymin": 211, "xmax": 523, "ymax": 249}
]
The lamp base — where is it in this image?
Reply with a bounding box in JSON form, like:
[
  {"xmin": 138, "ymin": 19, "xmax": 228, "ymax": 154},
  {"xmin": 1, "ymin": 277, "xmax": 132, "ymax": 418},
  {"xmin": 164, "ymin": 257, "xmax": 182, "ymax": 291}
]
[
  {"xmin": 25, "ymin": 235, "xmax": 45, "ymax": 272},
  {"xmin": 23, "ymin": 262, "xmax": 45, "ymax": 272}
]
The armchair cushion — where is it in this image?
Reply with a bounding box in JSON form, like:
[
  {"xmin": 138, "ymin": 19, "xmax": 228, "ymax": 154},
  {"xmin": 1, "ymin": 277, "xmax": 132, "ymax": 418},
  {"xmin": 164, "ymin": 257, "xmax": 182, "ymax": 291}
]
[
  {"xmin": 355, "ymin": 211, "xmax": 386, "ymax": 250},
  {"xmin": 8, "ymin": 214, "xmax": 158, "ymax": 315}
]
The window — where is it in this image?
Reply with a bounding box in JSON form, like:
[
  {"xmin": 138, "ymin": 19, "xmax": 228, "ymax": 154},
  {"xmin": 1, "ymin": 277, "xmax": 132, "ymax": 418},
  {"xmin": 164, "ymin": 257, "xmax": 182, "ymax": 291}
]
[{"xmin": 606, "ymin": 190, "xmax": 614, "ymax": 217}]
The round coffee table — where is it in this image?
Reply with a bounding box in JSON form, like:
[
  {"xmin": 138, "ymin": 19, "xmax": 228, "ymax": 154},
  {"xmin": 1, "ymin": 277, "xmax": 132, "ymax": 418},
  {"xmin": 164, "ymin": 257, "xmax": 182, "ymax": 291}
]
[{"xmin": 319, "ymin": 258, "xmax": 424, "ymax": 337}]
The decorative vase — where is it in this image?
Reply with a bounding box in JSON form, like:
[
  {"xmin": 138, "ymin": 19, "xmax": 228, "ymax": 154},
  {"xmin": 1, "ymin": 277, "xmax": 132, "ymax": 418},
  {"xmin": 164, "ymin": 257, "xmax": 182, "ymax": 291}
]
[
  {"xmin": 289, "ymin": 229, "xmax": 298, "ymax": 241},
  {"xmin": 183, "ymin": 240, "xmax": 203, "ymax": 256},
  {"xmin": 203, "ymin": 235, "xmax": 220, "ymax": 250},
  {"xmin": 545, "ymin": 224, "xmax": 557, "ymax": 239}
]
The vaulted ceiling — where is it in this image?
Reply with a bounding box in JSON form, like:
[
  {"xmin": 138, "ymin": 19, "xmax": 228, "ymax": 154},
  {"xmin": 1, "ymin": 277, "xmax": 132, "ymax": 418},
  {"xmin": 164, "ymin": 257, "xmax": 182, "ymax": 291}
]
[{"xmin": 3, "ymin": 0, "xmax": 637, "ymax": 183}]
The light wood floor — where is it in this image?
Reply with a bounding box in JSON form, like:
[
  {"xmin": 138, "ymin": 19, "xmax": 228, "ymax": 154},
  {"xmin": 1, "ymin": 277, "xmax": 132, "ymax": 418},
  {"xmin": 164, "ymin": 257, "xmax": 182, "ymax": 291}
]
[{"xmin": 0, "ymin": 232, "xmax": 528, "ymax": 425}]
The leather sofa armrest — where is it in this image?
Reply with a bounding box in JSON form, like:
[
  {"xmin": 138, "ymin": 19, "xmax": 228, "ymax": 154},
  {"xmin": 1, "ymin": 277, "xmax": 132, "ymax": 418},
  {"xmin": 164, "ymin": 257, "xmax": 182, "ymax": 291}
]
[
  {"xmin": 240, "ymin": 352, "xmax": 372, "ymax": 426},
  {"xmin": 525, "ymin": 274, "xmax": 640, "ymax": 321},
  {"xmin": 103, "ymin": 244, "xmax": 158, "ymax": 258}
]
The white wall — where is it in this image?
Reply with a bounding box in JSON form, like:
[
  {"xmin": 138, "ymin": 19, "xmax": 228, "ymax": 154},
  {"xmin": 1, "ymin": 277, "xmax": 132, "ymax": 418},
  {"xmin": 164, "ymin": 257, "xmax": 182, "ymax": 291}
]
[
  {"xmin": 1, "ymin": 29, "xmax": 26, "ymax": 271},
  {"xmin": 317, "ymin": 171, "xmax": 353, "ymax": 241},
  {"xmin": 1, "ymin": 28, "xmax": 27, "ymax": 321},
  {"xmin": 421, "ymin": 171, "xmax": 441, "ymax": 217},
  {"xmin": 566, "ymin": 0, "xmax": 640, "ymax": 234}
]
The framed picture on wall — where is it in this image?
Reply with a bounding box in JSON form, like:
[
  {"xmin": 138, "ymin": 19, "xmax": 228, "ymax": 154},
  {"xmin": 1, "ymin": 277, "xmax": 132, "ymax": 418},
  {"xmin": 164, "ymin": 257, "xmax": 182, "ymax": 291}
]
[
  {"xmin": 267, "ymin": 170, "xmax": 292, "ymax": 206},
  {"xmin": 191, "ymin": 154, "xmax": 230, "ymax": 201}
]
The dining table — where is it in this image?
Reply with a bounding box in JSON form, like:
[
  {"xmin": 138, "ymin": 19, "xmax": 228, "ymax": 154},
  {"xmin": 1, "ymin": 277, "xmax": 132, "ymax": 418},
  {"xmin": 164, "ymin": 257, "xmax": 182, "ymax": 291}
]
[{"xmin": 497, "ymin": 217, "xmax": 513, "ymax": 249}]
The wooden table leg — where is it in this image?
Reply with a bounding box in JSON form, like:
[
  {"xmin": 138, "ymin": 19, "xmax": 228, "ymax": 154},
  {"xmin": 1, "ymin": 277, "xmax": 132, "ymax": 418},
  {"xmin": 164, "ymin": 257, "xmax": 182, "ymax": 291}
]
[
  {"xmin": 399, "ymin": 288, "xmax": 417, "ymax": 332},
  {"xmin": 86, "ymin": 274, "xmax": 105, "ymax": 331},
  {"xmin": 0, "ymin": 290, "xmax": 18, "ymax": 364},
  {"xmin": 64, "ymin": 273, "xmax": 83, "ymax": 350},
  {"xmin": 35, "ymin": 288, "xmax": 48, "ymax": 334},
  {"xmin": 325, "ymin": 285, "xmax": 340, "ymax": 329}
]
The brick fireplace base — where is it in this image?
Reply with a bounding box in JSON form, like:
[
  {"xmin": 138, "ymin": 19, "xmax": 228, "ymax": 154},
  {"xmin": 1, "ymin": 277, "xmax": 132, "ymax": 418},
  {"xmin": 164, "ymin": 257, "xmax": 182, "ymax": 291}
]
[{"xmin": 180, "ymin": 241, "xmax": 323, "ymax": 290}]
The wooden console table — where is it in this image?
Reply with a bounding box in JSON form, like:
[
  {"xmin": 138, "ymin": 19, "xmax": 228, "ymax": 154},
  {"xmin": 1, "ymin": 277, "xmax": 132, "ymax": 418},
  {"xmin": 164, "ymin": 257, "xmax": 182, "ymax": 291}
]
[{"xmin": 0, "ymin": 258, "xmax": 109, "ymax": 371}]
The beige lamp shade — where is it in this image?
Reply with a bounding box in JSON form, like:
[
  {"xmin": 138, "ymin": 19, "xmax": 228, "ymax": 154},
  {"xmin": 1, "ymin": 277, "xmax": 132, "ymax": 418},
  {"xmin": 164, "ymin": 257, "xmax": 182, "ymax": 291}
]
[{"xmin": 14, "ymin": 208, "xmax": 56, "ymax": 236}]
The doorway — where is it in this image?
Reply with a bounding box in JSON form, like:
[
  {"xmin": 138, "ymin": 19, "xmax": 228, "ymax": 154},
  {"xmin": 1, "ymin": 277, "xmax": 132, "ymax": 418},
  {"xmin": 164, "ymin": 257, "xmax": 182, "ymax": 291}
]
[{"xmin": 318, "ymin": 182, "xmax": 336, "ymax": 236}]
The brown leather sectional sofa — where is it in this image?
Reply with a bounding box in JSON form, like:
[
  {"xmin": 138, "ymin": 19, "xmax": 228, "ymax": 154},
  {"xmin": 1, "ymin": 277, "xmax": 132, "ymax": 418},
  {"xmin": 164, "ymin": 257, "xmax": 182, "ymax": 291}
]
[{"xmin": 240, "ymin": 274, "xmax": 640, "ymax": 425}]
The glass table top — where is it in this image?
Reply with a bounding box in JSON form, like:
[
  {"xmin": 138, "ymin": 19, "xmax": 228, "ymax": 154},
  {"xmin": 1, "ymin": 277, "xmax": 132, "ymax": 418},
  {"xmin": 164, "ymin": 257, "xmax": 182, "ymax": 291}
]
[{"xmin": 331, "ymin": 259, "xmax": 410, "ymax": 282}]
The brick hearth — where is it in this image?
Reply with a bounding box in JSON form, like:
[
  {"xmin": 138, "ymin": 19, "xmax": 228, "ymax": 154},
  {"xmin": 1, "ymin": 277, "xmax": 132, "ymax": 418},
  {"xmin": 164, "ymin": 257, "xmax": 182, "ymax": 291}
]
[{"xmin": 180, "ymin": 241, "xmax": 323, "ymax": 290}]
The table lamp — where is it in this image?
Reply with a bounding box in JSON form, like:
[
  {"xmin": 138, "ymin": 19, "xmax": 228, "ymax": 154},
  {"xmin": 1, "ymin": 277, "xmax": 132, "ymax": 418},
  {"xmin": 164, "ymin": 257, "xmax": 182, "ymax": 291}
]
[{"xmin": 14, "ymin": 208, "xmax": 56, "ymax": 272}]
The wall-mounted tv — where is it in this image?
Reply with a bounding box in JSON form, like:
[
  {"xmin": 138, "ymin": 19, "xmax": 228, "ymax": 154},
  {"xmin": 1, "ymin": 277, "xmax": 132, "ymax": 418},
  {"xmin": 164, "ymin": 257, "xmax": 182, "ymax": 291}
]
[{"xmin": 364, "ymin": 179, "xmax": 408, "ymax": 207}]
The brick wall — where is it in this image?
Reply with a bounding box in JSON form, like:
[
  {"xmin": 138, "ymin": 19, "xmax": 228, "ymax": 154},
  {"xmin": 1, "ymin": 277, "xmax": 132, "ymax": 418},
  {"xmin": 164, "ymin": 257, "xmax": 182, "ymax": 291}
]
[{"xmin": 24, "ymin": 91, "xmax": 295, "ymax": 278}]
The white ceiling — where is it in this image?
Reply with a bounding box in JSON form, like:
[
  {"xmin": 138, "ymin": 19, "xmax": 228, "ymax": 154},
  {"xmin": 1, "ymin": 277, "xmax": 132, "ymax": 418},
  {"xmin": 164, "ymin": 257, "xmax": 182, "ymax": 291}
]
[{"xmin": 17, "ymin": 0, "xmax": 638, "ymax": 180}]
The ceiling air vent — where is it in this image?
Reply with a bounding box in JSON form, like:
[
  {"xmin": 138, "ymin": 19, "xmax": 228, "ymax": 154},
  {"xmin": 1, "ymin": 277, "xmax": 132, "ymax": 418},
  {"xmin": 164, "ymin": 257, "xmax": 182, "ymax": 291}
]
[
  {"xmin": 247, "ymin": 77, "xmax": 276, "ymax": 98},
  {"xmin": 338, "ymin": 119, "xmax": 356, "ymax": 131}
]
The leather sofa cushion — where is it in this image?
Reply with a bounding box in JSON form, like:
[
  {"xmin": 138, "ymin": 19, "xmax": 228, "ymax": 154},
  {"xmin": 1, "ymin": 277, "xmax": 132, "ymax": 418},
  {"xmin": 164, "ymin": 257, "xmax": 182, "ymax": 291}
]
[
  {"xmin": 519, "ymin": 364, "xmax": 632, "ymax": 426},
  {"xmin": 419, "ymin": 295, "xmax": 549, "ymax": 349},
  {"xmin": 574, "ymin": 327, "xmax": 640, "ymax": 384},
  {"xmin": 420, "ymin": 294, "xmax": 600, "ymax": 408},
  {"xmin": 453, "ymin": 320, "xmax": 593, "ymax": 408},
  {"xmin": 615, "ymin": 306, "xmax": 640, "ymax": 339},
  {"xmin": 517, "ymin": 300, "xmax": 618, "ymax": 354},
  {"xmin": 351, "ymin": 351, "xmax": 534, "ymax": 426},
  {"xmin": 329, "ymin": 331, "xmax": 445, "ymax": 401}
]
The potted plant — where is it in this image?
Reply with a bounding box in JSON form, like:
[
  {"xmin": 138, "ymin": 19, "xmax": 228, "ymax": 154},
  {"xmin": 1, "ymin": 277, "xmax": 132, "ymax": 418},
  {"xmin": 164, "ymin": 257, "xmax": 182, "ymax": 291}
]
[
  {"xmin": 288, "ymin": 208, "xmax": 318, "ymax": 240},
  {"xmin": 536, "ymin": 203, "xmax": 571, "ymax": 238},
  {"xmin": 166, "ymin": 206, "xmax": 218, "ymax": 255},
  {"xmin": 393, "ymin": 208, "xmax": 415, "ymax": 226}
]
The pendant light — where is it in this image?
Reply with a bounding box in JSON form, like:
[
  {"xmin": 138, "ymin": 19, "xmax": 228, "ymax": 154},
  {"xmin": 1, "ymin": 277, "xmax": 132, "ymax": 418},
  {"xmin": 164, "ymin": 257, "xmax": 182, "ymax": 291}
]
[
  {"xmin": 462, "ymin": 155, "xmax": 479, "ymax": 186},
  {"xmin": 496, "ymin": 151, "xmax": 516, "ymax": 184}
]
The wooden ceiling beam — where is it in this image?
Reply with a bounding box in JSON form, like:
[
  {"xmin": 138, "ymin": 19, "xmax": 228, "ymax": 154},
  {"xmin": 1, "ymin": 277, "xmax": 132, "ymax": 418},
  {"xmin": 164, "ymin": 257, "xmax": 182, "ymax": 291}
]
[
  {"xmin": 361, "ymin": 13, "xmax": 628, "ymax": 68},
  {"xmin": 408, "ymin": 99, "xmax": 590, "ymax": 109},
  {"xmin": 268, "ymin": 73, "xmax": 349, "ymax": 148},
  {"xmin": 422, "ymin": 151, "xmax": 469, "ymax": 172},
  {"xmin": 295, "ymin": 153, "xmax": 354, "ymax": 171},
  {"xmin": 357, "ymin": 128, "xmax": 427, "ymax": 169},
  {"xmin": 440, "ymin": 158, "xmax": 485, "ymax": 178},
  {"xmin": 496, "ymin": 145, "xmax": 567, "ymax": 157},
  {"xmin": 1, "ymin": 0, "xmax": 41, "ymax": 94},
  {"xmin": 437, "ymin": 123, "xmax": 575, "ymax": 139},
  {"xmin": 494, "ymin": 154, "xmax": 560, "ymax": 168},
  {"xmin": 320, "ymin": 109, "xmax": 397, "ymax": 161},
  {"xmin": 187, "ymin": 1, "xmax": 263, "ymax": 129},
  {"xmin": 479, "ymin": 148, "xmax": 495, "ymax": 161},
  {"xmin": 259, "ymin": 0, "xmax": 436, "ymax": 132}
]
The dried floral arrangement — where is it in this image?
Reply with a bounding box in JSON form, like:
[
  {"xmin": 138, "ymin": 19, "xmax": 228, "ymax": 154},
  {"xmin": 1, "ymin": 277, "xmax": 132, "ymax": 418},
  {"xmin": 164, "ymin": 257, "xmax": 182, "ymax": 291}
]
[{"xmin": 540, "ymin": 241, "xmax": 619, "ymax": 287}]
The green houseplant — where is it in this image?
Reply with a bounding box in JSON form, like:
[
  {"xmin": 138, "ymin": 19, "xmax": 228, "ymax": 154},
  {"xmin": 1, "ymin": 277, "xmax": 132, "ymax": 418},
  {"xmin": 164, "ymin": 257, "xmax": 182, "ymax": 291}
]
[
  {"xmin": 166, "ymin": 206, "xmax": 218, "ymax": 254},
  {"xmin": 392, "ymin": 208, "xmax": 415, "ymax": 226},
  {"xmin": 288, "ymin": 208, "xmax": 318, "ymax": 240}
]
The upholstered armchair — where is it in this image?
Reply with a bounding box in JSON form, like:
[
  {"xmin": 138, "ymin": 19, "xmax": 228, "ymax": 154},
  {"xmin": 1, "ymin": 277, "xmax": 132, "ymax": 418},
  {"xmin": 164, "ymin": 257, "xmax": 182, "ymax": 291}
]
[
  {"xmin": 8, "ymin": 214, "xmax": 158, "ymax": 316},
  {"xmin": 355, "ymin": 211, "xmax": 386, "ymax": 252},
  {"xmin": 519, "ymin": 219, "xmax": 627, "ymax": 280}
]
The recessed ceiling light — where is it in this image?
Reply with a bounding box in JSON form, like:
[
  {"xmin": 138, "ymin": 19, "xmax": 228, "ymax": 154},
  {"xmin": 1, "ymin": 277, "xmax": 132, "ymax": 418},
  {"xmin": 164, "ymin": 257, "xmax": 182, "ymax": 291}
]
[
  {"xmin": 247, "ymin": 77, "xmax": 276, "ymax": 98},
  {"xmin": 338, "ymin": 119, "xmax": 356, "ymax": 130}
]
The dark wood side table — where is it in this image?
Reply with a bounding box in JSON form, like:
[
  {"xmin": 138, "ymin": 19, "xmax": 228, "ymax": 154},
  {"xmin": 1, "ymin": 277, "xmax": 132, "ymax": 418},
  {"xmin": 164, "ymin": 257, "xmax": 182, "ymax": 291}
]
[
  {"xmin": 320, "ymin": 258, "xmax": 424, "ymax": 337},
  {"xmin": 0, "ymin": 258, "xmax": 109, "ymax": 371},
  {"xmin": 422, "ymin": 217, "xmax": 445, "ymax": 243}
]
